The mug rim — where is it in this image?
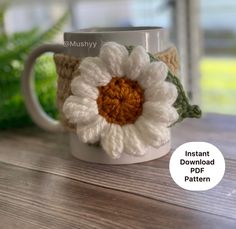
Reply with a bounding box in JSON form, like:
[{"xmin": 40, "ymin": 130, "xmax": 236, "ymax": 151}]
[{"xmin": 65, "ymin": 26, "xmax": 165, "ymax": 34}]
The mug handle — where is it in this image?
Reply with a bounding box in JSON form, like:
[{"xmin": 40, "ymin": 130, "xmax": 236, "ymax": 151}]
[{"xmin": 22, "ymin": 44, "xmax": 65, "ymax": 132}]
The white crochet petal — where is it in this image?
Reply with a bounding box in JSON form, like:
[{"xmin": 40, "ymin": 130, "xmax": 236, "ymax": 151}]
[
  {"xmin": 144, "ymin": 81, "xmax": 178, "ymax": 105},
  {"xmin": 77, "ymin": 115, "xmax": 108, "ymax": 144},
  {"xmin": 142, "ymin": 101, "xmax": 179, "ymax": 125},
  {"xmin": 99, "ymin": 42, "xmax": 128, "ymax": 76},
  {"xmin": 101, "ymin": 124, "xmax": 124, "ymax": 159},
  {"xmin": 135, "ymin": 116, "xmax": 170, "ymax": 148},
  {"xmin": 125, "ymin": 46, "xmax": 149, "ymax": 80},
  {"xmin": 71, "ymin": 76, "xmax": 99, "ymax": 100},
  {"xmin": 79, "ymin": 57, "xmax": 111, "ymax": 87},
  {"xmin": 63, "ymin": 96, "xmax": 98, "ymax": 124},
  {"xmin": 122, "ymin": 124, "xmax": 146, "ymax": 156},
  {"xmin": 138, "ymin": 61, "xmax": 168, "ymax": 89}
]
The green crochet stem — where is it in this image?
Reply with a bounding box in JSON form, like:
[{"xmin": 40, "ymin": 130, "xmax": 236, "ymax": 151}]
[
  {"xmin": 165, "ymin": 71, "xmax": 202, "ymax": 125},
  {"xmin": 126, "ymin": 45, "xmax": 202, "ymax": 125}
]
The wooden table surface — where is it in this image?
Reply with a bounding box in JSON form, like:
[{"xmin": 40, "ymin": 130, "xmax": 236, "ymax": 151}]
[{"xmin": 0, "ymin": 113, "xmax": 235, "ymax": 229}]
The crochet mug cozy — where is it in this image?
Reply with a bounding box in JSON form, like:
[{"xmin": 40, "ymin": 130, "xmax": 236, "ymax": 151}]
[{"xmin": 22, "ymin": 27, "xmax": 201, "ymax": 164}]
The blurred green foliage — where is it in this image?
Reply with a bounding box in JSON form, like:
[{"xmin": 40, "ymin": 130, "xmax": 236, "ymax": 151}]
[
  {"xmin": 0, "ymin": 2, "xmax": 68, "ymax": 129},
  {"xmin": 201, "ymin": 58, "xmax": 236, "ymax": 114}
]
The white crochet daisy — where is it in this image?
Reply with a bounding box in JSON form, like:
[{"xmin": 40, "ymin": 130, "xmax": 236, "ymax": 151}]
[{"xmin": 63, "ymin": 42, "xmax": 179, "ymax": 159}]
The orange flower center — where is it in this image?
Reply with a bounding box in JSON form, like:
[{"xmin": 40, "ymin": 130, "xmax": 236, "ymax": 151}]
[{"xmin": 97, "ymin": 77, "xmax": 144, "ymax": 126}]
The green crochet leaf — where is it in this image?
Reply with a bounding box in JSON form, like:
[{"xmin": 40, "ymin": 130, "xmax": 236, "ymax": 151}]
[
  {"xmin": 165, "ymin": 71, "xmax": 201, "ymax": 124},
  {"xmin": 126, "ymin": 45, "xmax": 202, "ymax": 124}
]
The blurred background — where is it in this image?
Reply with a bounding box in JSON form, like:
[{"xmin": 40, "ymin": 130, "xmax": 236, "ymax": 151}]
[{"xmin": 0, "ymin": 0, "xmax": 236, "ymax": 129}]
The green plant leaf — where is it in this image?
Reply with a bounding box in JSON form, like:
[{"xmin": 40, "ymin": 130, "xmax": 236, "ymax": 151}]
[
  {"xmin": 0, "ymin": 0, "xmax": 11, "ymax": 36},
  {"xmin": 0, "ymin": 11, "xmax": 69, "ymax": 62},
  {"xmin": 0, "ymin": 11, "xmax": 68, "ymax": 129}
]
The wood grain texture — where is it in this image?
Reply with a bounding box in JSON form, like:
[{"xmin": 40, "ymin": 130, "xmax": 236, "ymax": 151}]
[
  {"xmin": 0, "ymin": 113, "xmax": 236, "ymax": 228},
  {"xmin": 0, "ymin": 162, "xmax": 236, "ymax": 229}
]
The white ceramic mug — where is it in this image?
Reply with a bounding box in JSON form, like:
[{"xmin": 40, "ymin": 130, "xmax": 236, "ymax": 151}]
[{"xmin": 22, "ymin": 26, "xmax": 171, "ymax": 164}]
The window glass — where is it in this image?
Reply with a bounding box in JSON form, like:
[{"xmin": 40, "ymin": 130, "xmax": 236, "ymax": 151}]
[{"xmin": 200, "ymin": 0, "xmax": 236, "ymax": 114}]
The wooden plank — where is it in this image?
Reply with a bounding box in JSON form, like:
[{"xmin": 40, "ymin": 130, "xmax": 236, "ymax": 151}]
[
  {"xmin": 0, "ymin": 162, "xmax": 236, "ymax": 229},
  {"xmin": 0, "ymin": 114, "xmax": 235, "ymax": 219},
  {"xmin": 172, "ymin": 113, "xmax": 236, "ymax": 160}
]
